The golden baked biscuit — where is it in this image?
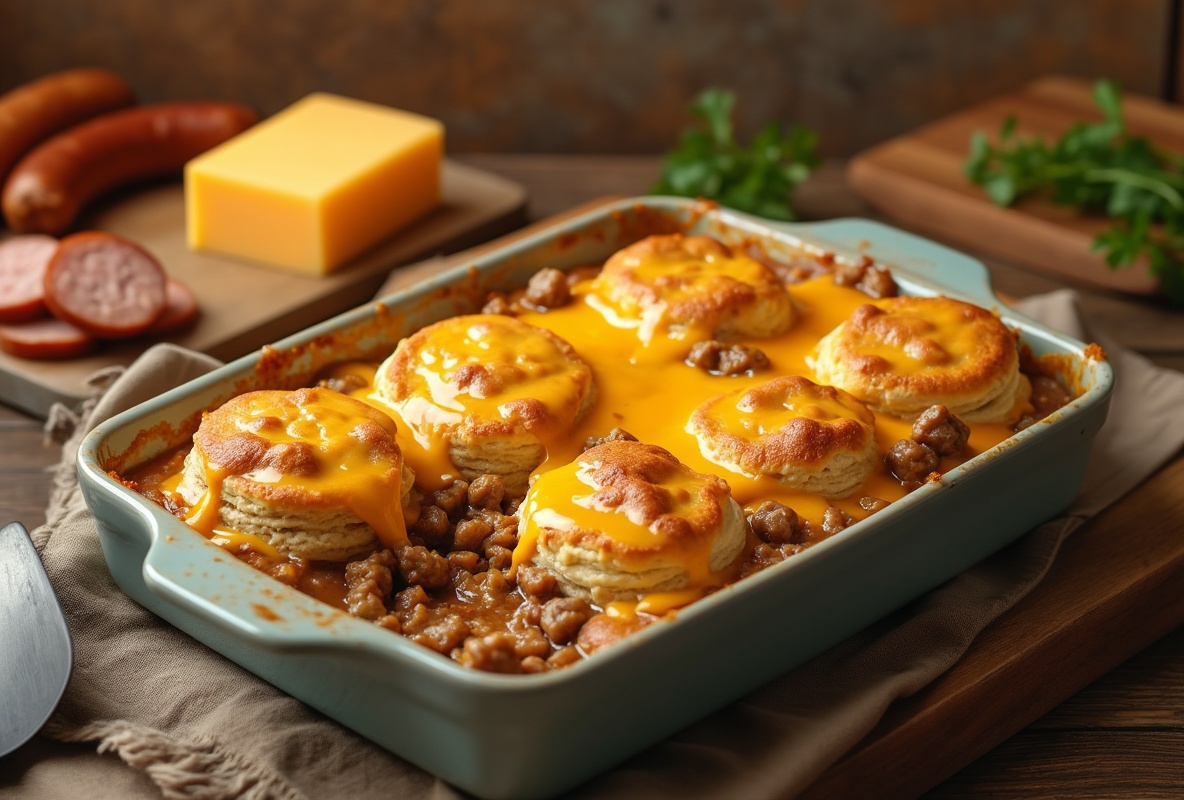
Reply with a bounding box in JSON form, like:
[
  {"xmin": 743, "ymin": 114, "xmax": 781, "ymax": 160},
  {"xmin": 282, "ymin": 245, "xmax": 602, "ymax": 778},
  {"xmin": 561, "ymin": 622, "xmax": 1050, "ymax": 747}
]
[
  {"xmin": 176, "ymin": 387, "xmax": 414, "ymax": 561},
  {"xmin": 688, "ymin": 376, "xmax": 877, "ymax": 499},
  {"xmin": 812, "ymin": 296, "xmax": 1027, "ymax": 423},
  {"xmin": 374, "ymin": 314, "xmax": 596, "ymax": 493},
  {"xmin": 513, "ymin": 440, "xmax": 746, "ymax": 606},
  {"xmin": 588, "ymin": 233, "xmax": 794, "ymax": 345}
]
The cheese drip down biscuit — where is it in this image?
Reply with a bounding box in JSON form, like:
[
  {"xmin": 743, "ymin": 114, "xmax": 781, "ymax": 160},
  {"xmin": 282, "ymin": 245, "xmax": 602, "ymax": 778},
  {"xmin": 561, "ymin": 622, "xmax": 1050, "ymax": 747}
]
[
  {"xmin": 513, "ymin": 441, "xmax": 746, "ymax": 607},
  {"xmin": 374, "ymin": 314, "xmax": 596, "ymax": 493},
  {"xmin": 688, "ymin": 376, "xmax": 877, "ymax": 499},
  {"xmin": 812, "ymin": 296, "xmax": 1028, "ymax": 423},
  {"xmin": 177, "ymin": 388, "xmax": 414, "ymax": 561},
  {"xmin": 588, "ymin": 233, "xmax": 794, "ymax": 347}
]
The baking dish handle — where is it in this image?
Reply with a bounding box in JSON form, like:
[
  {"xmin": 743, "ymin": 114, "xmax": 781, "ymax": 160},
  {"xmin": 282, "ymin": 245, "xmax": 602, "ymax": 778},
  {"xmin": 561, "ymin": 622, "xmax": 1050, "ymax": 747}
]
[
  {"xmin": 85, "ymin": 458, "xmax": 439, "ymax": 663},
  {"xmin": 768, "ymin": 217, "xmax": 1000, "ymax": 307},
  {"xmin": 136, "ymin": 516, "xmax": 378, "ymax": 654}
]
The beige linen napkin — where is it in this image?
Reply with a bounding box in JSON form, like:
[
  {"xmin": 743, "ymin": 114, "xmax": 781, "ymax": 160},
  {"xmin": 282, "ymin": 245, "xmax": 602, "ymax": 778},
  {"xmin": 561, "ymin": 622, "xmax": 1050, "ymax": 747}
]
[{"xmin": 4, "ymin": 292, "xmax": 1184, "ymax": 800}]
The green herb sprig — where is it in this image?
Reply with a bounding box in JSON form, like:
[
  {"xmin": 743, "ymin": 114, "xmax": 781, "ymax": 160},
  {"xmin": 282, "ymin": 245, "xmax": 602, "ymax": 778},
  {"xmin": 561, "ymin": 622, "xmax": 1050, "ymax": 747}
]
[
  {"xmin": 965, "ymin": 80, "xmax": 1184, "ymax": 305},
  {"xmin": 652, "ymin": 88, "xmax": 819, "ymax": 221}
]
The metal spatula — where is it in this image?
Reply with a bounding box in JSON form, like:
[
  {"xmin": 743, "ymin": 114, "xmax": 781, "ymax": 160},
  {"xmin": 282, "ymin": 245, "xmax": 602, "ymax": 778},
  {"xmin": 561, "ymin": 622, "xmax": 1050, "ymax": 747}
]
[{"xmin": 0, "ymin": 521, "xmax": 72, "ymax": 756}]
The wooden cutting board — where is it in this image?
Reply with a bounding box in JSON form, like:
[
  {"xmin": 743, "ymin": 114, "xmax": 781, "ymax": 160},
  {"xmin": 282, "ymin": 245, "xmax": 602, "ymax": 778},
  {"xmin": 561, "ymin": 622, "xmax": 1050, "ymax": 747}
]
[
  {"xmin": 0, "ymin": 160, "xmax": 526, "ymax": 418},
  {"xmin": 847, "ymin": 76, "xmax": 1184, "ymax": 298}
]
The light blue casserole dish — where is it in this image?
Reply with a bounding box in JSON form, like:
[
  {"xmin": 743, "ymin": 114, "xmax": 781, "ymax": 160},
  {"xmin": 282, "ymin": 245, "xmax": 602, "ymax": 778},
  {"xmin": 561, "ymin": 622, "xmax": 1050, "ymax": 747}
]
[{"xmin": 77, "ymin": 197, "xmax": 1113, "ymax": 799}]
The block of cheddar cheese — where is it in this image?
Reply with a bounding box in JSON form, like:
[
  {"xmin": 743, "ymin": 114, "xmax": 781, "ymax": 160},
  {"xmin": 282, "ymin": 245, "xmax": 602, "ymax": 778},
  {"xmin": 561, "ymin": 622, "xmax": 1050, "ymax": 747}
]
[{"xmin": 185, "ymin": 93, "xmax": 443, "ymax": 275}]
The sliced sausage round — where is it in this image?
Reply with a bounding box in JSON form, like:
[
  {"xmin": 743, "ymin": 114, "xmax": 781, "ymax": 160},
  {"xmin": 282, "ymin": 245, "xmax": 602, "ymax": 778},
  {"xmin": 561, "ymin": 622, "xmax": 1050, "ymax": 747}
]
[
  {"xmin": 145, "ymin": 278, "xmax": 200, "ymax": 335},
  {"xmin": 0, "ymin": 234, "xmax": 58, "ymax": 322},
  {"xmin": 0, "ymin": 317, "xmax": 96, "ymax": 360},
  {"xmin": 43, "ymin": 231, "xmax": 166, "ymax": 339}
]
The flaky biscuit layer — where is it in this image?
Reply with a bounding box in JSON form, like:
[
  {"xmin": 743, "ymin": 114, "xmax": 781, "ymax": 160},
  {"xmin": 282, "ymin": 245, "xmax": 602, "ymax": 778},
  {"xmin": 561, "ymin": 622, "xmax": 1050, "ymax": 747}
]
[
  {"xmin": 590, "ymin": 233, "xmax": 795, "ymax": 341},
  {"xmin": 812, "ymin": 297, "xmax": 1026, "ymax": 423},
  {"xmin": 519, "ymin": 441, "xmax": 746, "ymax": 604},
  {"xmin": 374, "ymin": 314, "xmax": 596, "ymax": 492},
  {"xmin": 688, "ymin": 375, "xmax": 878, "ymax": 499},
  {"xmin": 177, "ymin": 387, "xmax": 413, "ymax": 561}
]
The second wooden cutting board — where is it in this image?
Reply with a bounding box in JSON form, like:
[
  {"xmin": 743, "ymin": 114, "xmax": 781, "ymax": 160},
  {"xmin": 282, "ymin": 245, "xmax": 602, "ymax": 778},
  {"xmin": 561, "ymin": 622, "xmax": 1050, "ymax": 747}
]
[{"xmin": 847, "ymin": 75, "xmax": 1184, "ymax": 298}]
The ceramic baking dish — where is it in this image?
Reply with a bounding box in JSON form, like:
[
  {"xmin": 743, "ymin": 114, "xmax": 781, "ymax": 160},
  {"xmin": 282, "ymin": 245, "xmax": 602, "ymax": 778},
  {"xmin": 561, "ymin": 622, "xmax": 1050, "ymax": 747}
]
[{"xmin": 77, "ymin": 197, "xmax": 1113, "ymax": 799}]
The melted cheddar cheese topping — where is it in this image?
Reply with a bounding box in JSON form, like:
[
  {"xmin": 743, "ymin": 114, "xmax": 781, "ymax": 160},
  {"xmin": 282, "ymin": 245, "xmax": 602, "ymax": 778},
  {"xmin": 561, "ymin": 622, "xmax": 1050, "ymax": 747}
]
[
  {"xmin": 711, "ymin": 382, "xmax": 870, "ymax": 440},
  {"xmin": 834, "ymin": 299, "xmax": 988, "ymax": 374},
  {"xmin": 515, "ymin": 458, "xmax": 718, "ymax": 565},
  {"xmin": 513, "ymin": 448, "xmax": 734, "ymax": 612},
  {"xmin": 328, "ymin": 275, "xmax": 1015, "ymax": 527},
  {"xmin": 513, "ymin": 276, "xmax": 1012, "ymax": 522},
  {"xmin": 173, "ymin": 247, "xmax": 1023, "ymax": 623},
  {"xmin": 396, "ymin": 316, "xmax": 580, "ymax": 426},
  {"xmin": 183, "ymin": 388, "xmax": 408, "ymax": 550}
]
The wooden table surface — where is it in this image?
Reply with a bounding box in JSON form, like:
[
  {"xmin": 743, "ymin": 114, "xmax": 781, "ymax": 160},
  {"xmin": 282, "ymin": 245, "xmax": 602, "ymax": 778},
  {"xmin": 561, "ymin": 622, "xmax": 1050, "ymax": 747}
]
[{"xmin": 4, "ymin": 155, "xmax": 1182, "ymax": 798}]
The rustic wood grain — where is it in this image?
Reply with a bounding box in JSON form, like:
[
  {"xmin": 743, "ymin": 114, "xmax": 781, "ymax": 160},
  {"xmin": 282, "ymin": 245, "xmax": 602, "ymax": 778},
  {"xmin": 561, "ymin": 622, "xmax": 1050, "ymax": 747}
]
[
  {"xmin": 924, "ymin": 731, "xmax": 1184, "ymax": 799},
  {"xmin": 1033, "ymin": 626, "xmax": 1184, "ymax": 729},
  {"xmin": 802, "ymin": 455, "xmax": 1184, "ymax": 799},
  {"xmin": 0, "ymin": 1, "xmax": 1170, "ymax": 156},
  {"xmin": 376, "ymin": 195, "xmax": 631, "ymax": 298}
]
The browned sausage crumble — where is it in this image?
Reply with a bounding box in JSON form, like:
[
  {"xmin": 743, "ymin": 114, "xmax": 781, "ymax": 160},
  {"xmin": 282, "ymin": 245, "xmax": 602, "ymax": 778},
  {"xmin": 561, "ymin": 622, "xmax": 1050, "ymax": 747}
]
[
  {"xmin": 685, "ymin": 340, "xmax": 770, "ymax": 376},
  {"xmin": 746, "ymin": 500, "xmax": 806, "ymax": 545},
  {"xmin": 480, "ymin": 265, "xmax": 596, "ymax": 317},
  {"xmin": 912, "ymin": 404, "xmax": 970, "ymax": 458},
  {"xmin": 886, "ymin": 438, "xmax": 940, "ymax": 483},
  {"xmin": 582, "ymin": 427, "xmax": 639, "ymax": 451},
  {"xmin": 832, "ymin": 255, "xmax": 900, "ymax": 298},
  {"xmin": 523, "ymin": 268, "xmax": 572, "ymax": 310}
]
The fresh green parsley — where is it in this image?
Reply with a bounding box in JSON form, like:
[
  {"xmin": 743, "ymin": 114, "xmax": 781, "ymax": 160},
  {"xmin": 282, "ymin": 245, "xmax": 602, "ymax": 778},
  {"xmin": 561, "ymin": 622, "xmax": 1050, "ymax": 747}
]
[
  {"xmin": 652, "ymin": 88, "xmax": 819, "ymax": 221},
  {"xmin": 965, "ymin": 79, "xmax": 1184, "ymax": 305}
]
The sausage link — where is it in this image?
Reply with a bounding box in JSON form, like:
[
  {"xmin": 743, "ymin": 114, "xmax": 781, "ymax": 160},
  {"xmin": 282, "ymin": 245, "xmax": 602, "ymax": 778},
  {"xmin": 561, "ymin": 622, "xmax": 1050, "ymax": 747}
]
[
  {"xmin": 0, "ymin": 68, "xmax": 135, "ymax": 187},
  {"xmin": 2, "ymin": 102, "xmax": 257, "ymax": 234}
]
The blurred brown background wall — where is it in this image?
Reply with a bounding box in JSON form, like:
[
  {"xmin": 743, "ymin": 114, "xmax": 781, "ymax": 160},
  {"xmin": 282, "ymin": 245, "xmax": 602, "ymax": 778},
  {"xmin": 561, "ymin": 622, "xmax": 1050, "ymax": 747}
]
[{"xmin": 0, "ymin": 0, "xmax": 1172, "ymax": 155}]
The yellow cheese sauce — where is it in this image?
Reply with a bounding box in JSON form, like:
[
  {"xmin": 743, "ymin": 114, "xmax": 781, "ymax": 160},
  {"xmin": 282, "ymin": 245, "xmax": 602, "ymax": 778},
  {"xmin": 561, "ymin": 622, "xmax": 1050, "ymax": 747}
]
[
  {"xmin": 209, "ymin": 527, "xmax": 283, "ymax": 561},
  {"xmin": 322, "ymin": 274, "xmax": 1015, "ymax": 537},
  {"xmin": 183, "ymin": 462, "xmax": 231, "ymax": 532},
  {"xmin": 520, "ymin": 276, "xmax": 1012, "ymax": 520},
  {"xmin": 396, "ymin": 316, "xmax": 581, "ymax": 428}
]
